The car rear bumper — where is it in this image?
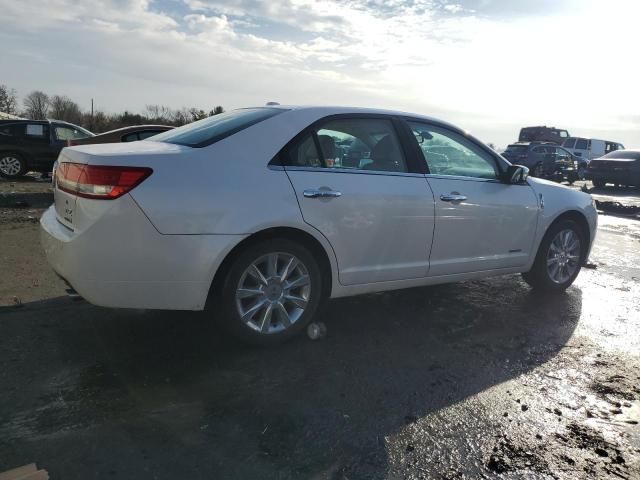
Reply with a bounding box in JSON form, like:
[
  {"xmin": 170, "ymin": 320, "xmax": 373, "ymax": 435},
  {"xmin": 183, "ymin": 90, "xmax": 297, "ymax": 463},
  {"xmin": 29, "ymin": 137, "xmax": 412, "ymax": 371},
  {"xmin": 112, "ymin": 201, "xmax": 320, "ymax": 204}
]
[{"xmin": 40, "ymin": 197, "xmax": 246, "ymax": 310}]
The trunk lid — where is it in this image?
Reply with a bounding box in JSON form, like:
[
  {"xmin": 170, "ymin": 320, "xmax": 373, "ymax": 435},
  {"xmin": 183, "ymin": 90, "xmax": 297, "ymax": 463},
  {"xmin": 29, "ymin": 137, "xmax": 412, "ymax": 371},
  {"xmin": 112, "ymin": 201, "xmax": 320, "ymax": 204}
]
[{"xmin": 53, "ymin": 141, "xmax": 188, "ymax": 231}]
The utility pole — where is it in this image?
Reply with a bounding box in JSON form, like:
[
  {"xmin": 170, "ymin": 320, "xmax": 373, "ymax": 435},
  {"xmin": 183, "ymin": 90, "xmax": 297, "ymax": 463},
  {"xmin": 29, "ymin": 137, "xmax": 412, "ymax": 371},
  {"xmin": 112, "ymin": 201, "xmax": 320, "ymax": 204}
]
[{"xmin": 90, "ymin": 98, "xmax": 94, "ymax": 131}]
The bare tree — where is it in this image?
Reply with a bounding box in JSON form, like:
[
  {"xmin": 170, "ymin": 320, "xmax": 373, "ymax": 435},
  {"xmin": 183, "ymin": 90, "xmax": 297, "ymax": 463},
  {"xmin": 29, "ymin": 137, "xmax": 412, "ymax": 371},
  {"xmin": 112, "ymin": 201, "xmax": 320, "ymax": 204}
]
[
  {"xmin": 189, "ymin": 108, "xmax": 208, "ymax": 122},
  {"xmin": 144, "ymin": 104, "xmax": 173, "ymax": 123},
  {"xmin": 0, "ymin": 84, "xmax": 18, "ymax": 115},
  {"xmin": 23, "ymin": 90, "xmax": 50, "ymax": 120},
  {"xmin": 172, "ymin": 107, "xmax": 192, "ymax": 126},
  {"xmin": 50, "ymin": 95, "xmax": 82, "ymax": 124},
  {"xmin": 211, "ymin": 106, "xmax": 224, "ymax": 115}
]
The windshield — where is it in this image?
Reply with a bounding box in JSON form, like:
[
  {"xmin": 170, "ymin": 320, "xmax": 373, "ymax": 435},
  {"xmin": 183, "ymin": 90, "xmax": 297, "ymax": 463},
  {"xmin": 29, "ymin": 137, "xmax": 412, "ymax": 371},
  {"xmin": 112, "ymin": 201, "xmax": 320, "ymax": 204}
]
[
  {"xmin": 602, "ymin": 150, "xmax": 640, "ymax": 160},
  {"xmin": 504, "ymin": 145, "xmax": 528, "ymax": 154},
  {"xmin": 149, "ymin": 108, "xmax": 285, "ymax": 147}
]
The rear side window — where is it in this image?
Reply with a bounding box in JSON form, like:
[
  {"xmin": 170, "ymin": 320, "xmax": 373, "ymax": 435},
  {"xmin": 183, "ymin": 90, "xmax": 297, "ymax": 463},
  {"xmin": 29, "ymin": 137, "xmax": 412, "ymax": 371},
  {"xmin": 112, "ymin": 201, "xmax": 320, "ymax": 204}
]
[
  {"xmin": 563, "ymin": 138, "xmax": 576, "ymax": 149},
  {"xmin": 575, "ymin": 139, "xmax": 588, "ymax": 150},
  {"xmin": 137, "ymin": 130, "xmax": 164, "ymax": 140},
  {"xmin": 149, "ymin": 108, "xmax": 284, "ymax": 147},
  {"xmin": 27, "ymin": 124, "xmax": 48, "ymax": 137},
  {"xmin": 0, "ymin": 124, "xmax": 22, "ymax": 137},
  {"xmin": 122, "ymin": 132, "xmax": 140, "ymax": 142}
]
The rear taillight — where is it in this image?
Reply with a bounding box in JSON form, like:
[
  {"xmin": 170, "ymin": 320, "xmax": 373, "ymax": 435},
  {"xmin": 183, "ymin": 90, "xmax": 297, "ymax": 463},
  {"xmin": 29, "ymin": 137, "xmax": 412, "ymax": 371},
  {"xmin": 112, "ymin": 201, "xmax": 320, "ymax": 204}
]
[
  {"xmin": 56, "ymin": 163, "xmax": 152, "ymax": 200},
  {"xmin": 67, "ymin": 139, "xmax": 78, "ymax": 146}
]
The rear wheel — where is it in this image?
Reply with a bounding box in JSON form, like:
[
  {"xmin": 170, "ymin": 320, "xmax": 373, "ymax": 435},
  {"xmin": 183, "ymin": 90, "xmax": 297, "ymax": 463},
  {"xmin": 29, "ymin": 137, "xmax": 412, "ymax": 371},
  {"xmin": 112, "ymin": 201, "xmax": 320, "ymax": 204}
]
[
  {"xmin": 215, "ymin": 238, "xmax": 324, "ymax": 345},
  {"xmin": 0, "ymin": 153, "xmax": 27, "ymax": 178},
  {"xmin": 522, "ymin": 220, "xmax": 585, "ymax": 292}
]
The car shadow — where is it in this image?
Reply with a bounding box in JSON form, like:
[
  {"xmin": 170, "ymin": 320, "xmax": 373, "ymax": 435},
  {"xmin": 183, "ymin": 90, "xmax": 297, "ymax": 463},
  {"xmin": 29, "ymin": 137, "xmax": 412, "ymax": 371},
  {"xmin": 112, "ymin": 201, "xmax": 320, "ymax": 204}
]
[{"xmin": 0, "ymin": 275, "xmax": 582, "ymax": 479}]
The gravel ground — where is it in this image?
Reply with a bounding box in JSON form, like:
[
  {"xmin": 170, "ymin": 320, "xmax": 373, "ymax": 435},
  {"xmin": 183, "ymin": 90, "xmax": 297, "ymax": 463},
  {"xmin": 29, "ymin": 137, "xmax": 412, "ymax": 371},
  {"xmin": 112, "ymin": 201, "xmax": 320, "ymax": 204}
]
[{"xmin": 0, "ymin": 192, "xmax": 638, "ymax": 479}]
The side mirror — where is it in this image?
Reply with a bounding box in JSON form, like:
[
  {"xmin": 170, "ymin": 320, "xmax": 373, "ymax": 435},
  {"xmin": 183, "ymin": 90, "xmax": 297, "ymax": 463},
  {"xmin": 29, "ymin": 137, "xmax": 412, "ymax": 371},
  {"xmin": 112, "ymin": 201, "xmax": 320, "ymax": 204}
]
[
  {"xmin": 415, "ymin": 131, "xmax": 433, "ymax": 144},
  {"xmin": 504, "ymin": 164, "xmax": 529, "ymax": 184}
]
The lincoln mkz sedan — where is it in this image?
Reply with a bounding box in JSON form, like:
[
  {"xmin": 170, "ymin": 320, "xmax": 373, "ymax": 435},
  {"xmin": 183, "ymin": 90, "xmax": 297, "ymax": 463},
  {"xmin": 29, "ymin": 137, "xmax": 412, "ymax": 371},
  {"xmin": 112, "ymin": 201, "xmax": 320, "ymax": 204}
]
[{"xmin": 41, "ymin": 106, "xmax": 598, "ymax": 344}]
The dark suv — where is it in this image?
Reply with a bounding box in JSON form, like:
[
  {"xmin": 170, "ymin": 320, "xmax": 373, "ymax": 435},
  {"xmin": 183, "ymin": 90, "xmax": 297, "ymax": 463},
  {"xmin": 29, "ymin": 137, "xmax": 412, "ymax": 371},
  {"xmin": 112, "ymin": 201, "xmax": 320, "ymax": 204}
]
[
  {"xmin": 518, "ymin": 126, "xmax": 570, "ymax": 145},
  {"xmin": 502, "ymin": 142, "xmax": 586, "ymax": 182},
  {"xmin": 0, "ymin": 119, "xmax": 93, "ymax": 178}
]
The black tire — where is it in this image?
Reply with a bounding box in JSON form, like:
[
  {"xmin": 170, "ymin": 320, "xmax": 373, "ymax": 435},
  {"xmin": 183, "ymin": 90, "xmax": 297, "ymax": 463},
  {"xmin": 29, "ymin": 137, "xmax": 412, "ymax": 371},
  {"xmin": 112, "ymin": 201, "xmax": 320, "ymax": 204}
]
[
  {"xmin": 577, "ymin": 164, "xmax": 586, "ymax": 180},
  {"xmin": 592, "ymin": 179, "xmax": 606, "ymax": 188},
  {"xmin": 0, "ymin": 152, "xmax": 27, "ymax": 178},
  {"xmin": 522, "ymin": 219, "xmax": 585, "ymax": 292},
  {"xmin": 532, "ymin": 163, "xmax": 544, "ymax": 178},
  {"xmin": 213, "ymin": 238, "xmax": 324, "ymax": 345}
]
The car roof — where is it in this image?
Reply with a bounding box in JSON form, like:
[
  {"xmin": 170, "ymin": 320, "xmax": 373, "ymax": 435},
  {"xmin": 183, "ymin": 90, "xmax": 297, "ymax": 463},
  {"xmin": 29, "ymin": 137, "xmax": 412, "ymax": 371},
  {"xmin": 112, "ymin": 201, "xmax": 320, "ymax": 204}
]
[
  {"xmin": 95, "ymin": 125, "xmax": 174, "ymax": 136},
  {"xmin": 259, "ymin": 104, "xmax": 464, "ymax": 132}
]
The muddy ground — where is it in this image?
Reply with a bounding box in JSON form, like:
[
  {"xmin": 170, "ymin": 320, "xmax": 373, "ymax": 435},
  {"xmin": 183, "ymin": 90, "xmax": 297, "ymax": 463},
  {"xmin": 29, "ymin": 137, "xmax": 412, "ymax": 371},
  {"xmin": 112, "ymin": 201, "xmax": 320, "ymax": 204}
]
[{"xmin": 0, "ymin": 179, "xmax": 638, "ymax": 479}]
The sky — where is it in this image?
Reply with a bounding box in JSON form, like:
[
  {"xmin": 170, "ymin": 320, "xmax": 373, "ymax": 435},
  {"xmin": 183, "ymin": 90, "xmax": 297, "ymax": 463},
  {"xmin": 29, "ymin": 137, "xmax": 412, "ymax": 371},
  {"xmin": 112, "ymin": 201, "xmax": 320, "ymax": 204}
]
[{"xmin": 1, "ymin": 0, "xmax": 638, "ymax": 147}]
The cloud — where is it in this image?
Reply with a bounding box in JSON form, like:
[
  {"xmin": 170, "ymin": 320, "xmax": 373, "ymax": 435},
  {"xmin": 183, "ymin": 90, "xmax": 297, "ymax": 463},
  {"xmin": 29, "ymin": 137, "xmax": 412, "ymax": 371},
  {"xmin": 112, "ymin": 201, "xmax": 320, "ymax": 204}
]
[{"xmin": 0, "ymin": 0, "xmax": 639, "ymax": 147}]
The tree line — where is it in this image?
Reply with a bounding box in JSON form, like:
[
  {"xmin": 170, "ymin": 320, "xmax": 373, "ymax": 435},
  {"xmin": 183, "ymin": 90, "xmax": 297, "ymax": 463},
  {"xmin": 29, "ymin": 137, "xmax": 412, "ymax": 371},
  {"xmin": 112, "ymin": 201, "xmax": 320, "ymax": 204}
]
[{"xmin": 0, "ymin": 84, "xmax": 224, "ymax": 133}]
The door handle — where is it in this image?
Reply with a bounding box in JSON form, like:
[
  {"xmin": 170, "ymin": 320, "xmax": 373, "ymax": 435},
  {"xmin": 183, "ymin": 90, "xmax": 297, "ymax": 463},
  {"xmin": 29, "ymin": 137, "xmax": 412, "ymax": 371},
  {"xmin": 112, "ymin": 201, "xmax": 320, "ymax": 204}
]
[
  {"xmin": 440, "ymin": 193, "xmax": 467, "ymax": 202},
  {"xmin": 303, "ymin": 189, "xmax": 342, "ymax": 199}
]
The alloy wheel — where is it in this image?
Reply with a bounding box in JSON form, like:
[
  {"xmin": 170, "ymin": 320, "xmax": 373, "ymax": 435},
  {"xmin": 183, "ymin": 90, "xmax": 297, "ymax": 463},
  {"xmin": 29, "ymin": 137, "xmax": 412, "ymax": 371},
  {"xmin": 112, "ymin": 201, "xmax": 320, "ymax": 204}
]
[
  {"xmin": 546, "ymin": 229, "xmax": 581, "ymax": 284},
  {"xmin": 235, "ymin": 252, "xmax": 311, "ymax": 334},
  {"xmin": 0, "ymin": 155, "xmax": 22, "ymax": 176}
]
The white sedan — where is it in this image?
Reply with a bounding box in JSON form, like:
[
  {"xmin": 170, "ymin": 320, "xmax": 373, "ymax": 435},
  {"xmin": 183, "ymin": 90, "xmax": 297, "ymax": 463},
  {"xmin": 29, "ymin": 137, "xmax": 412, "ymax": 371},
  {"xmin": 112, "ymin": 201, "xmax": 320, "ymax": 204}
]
[{"xmin": 41, "ymin": 106, "xmax": 598, "ymax": 344}]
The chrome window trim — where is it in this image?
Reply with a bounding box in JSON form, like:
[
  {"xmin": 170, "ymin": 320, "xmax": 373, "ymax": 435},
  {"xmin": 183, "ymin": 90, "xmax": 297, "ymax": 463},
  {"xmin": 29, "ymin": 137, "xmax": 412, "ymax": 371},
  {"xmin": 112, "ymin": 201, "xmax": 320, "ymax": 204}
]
[
  {"xmin": 424, "ymin": 173, "xmax": 501, "ymax": 183},
  {"xmin": 282, "ymin": 165, "xmax": 427, "ymax": 178}
]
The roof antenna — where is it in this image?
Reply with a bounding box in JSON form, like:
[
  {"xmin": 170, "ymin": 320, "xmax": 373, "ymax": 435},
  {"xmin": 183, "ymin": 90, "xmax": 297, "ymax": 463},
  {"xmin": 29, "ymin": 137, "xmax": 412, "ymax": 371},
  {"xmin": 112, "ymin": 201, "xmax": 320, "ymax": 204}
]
[{"xmin": 266, "ymin": 101, "xmax": 280, "ymax": 106}]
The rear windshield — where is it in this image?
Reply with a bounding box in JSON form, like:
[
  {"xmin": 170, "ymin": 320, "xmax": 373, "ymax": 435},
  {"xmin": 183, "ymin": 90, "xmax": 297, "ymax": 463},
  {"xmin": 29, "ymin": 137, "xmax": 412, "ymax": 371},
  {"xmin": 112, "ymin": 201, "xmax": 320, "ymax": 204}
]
[
  {"xmin": 149, "ymin": 108, "xmax": 285, "ymax": 147},
  {"xmin": 504, "ymin": 144, "xmax": 528, "ymax": 154},
  {"xmin": 519, "ymin": 129, "xmax": 538, "ymax": 141},
  {"xmin": 602, "ymin": 151, "xmax": 640, "ymax": 160}
]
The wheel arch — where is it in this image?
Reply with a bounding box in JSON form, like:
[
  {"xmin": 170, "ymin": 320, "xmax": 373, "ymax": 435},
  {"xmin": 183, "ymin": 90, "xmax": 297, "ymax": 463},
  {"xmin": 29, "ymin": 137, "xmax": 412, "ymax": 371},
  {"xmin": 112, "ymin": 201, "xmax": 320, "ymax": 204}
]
[
  {"xmin": 207, "ymin": 226, "xmax": 336, "ymax": 306},
  {"xmin": 545, "ymin": 209, "xmax": 592, "ymax": 261}
]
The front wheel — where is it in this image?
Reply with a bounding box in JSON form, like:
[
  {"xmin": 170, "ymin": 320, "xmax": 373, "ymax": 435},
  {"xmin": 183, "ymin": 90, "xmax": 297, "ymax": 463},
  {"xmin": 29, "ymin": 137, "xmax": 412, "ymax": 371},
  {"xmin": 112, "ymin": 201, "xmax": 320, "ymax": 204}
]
[
  {"xmin": 0, "ymin": 152, "xmax": 27, "ymax": 178},
  {"xmin": 215, "ymin": 238, "xmax": 324, "ymax": 345},
  {"xmin": 522, "ymin": 220, "xmax": 585, "ymax": 292},
  {"xmin": 531, "ymin": 163, "xmax": 544, "ymax": 178}
]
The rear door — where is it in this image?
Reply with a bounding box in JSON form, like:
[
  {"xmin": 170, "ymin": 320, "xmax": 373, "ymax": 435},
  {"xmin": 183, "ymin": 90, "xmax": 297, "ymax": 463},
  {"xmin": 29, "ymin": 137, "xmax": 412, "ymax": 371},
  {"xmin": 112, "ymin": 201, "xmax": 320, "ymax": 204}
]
[
  {"xmin": 405, "ymin": 120, "xmax": 539, "ymax": 276},
  {"xmin": 23, "ymin": 123, "xmax": 53, "ymax": 167},
  {"xmin": 283, "ymin": 116, "xmax": 436, "ymax": 285}
]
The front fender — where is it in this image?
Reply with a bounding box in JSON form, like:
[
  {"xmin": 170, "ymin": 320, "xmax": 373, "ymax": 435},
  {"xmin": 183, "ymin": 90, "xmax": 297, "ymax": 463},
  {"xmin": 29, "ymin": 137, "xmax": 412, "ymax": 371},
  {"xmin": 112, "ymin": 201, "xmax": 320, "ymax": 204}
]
[{"xmin": 526, "ymin": 178, "xmax": 597, "ymax": 267}]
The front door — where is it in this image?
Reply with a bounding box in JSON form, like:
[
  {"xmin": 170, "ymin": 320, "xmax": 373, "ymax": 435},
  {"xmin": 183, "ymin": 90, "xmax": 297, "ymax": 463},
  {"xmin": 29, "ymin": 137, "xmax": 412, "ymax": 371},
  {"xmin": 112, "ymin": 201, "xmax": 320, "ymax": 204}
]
[
  {"xmin": 283, "ymin": 116, "xmax": 436, "ymax": 285},
  {"xmin": 406, "ymin": 120, "xmax": 540, "ymax": 276}
]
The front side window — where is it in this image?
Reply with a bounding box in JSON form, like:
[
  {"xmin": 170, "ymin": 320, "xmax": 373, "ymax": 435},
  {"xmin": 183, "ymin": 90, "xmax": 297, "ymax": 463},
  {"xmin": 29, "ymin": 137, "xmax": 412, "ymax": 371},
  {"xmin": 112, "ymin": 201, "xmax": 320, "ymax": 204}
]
[
  {"xmin": 149, "ymin": 108, "xmax": 283, "ymax": 147},
  {"xmin": 408, "ymin": 122, "xmax": 498, "ymax": 179},
  {"xmin": 285, "ymin": 118, "xmax": 408, "ymax": 173},
  {"xmin": 575, "ymin": 138, "xmax": 588, "ymax": 150},
  {"xmin": 54, "ymin": 125, "xmax": 89, "ymax": 141}
]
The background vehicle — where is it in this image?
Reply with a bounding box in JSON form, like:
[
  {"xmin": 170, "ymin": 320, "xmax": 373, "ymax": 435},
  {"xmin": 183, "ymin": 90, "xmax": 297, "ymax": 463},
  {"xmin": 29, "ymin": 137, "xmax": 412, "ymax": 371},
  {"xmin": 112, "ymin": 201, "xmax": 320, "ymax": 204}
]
[
  {"xmin": 67, "ymin": 125, "xmax": 174, "ymax": 146},
  {"xmin": 585, "ymin": 150, "xmax": 640, "ymax": 188},
  {"xmin": 502, "ymin": 142, "xmax": 585, "ymax": 182},
  {"xmin": 519, "ymin": 126, "xmax": 570, "ymax": 145},
  {"xmin": 41, "ymin": 106, "xmax": 597, "ymax": 344},
  {"xmin": 0, "ymin": 119, "xmax": 93, "ymax": 178},
  {"xmin": 562, "ymin": 137, "xmax": 624, "ymax": 163}
]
